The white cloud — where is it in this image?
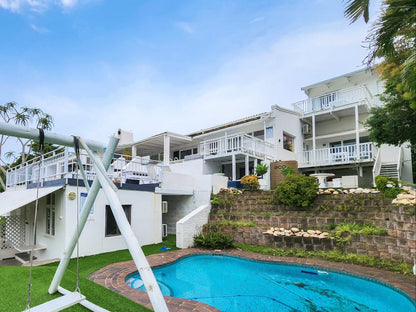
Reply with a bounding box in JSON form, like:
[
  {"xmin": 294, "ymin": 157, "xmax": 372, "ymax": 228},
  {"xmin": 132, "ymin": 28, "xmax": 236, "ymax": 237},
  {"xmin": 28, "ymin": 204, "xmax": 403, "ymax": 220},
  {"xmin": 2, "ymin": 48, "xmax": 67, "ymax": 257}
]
[
  {"xmin": 176, "ymin": 21, "xmax": 194, "ymax": 34},
  {"xmin": 250, "ymin": 17, "xmax": 264, "ymax": 24},
  {"xmin": 3, "ymin": 19, "xmax": 372, "ymax": 145},
  {"xmin": 0, "ymin": 0, "xmax": 77, "ymax": 12},
  {"xmin": 30, "ymin": 23, "xmax": 49, "ymax": 33}
]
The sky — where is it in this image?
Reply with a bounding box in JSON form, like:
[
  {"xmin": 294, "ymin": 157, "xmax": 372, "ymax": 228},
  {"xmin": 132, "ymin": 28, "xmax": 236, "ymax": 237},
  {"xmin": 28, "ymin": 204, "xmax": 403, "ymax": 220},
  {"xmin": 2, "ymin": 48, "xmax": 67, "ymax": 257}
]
[{"xmin": 0, "ymin": 0, "xmax": 382, "ymax": 148}]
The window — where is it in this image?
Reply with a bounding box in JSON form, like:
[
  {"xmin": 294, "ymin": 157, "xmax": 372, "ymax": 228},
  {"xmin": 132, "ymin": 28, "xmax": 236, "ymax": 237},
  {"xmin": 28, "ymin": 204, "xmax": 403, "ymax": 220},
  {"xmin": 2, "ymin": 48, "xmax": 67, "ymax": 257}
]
[
  {"xmin": 173, "ymin": 148, "xmax": 198, "ymax": 160},
  {"xmin": 46, "ymin": 193, "xmax": 56, "ymax": 236},
  {"xmin": 266, "ymin": 126, "xmax": 273, "ymax": 139},
  {"xmin": 105, "ymin": 205, "xmax": 131, "ymax": 236},
  {"xmin": 283, "ymin": 133, "xmax": 294, "ymax": 151}
]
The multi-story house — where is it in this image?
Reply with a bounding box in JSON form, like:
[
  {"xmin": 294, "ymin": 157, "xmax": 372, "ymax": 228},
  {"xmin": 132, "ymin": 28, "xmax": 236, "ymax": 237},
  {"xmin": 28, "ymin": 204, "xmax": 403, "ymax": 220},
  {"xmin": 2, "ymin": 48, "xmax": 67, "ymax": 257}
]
[{"xmin": 0, "ymin": 67, "xmax": 412, "ymax": 263}]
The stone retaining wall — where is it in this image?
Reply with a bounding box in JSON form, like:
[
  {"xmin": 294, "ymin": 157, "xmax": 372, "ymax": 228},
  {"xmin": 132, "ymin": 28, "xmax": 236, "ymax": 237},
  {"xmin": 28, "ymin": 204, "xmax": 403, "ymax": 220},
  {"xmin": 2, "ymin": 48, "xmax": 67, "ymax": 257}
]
[{"xmin": 210, "ymin": 191, "xmax": 416, "ymax": 264}]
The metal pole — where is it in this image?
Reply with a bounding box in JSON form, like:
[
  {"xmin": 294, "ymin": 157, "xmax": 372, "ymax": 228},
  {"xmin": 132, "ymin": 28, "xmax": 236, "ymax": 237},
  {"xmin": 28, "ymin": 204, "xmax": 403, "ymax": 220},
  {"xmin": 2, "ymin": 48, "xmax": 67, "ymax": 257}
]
[
  {"xmin": 89, "ymin": 151, "xmax": 169, "ymax": 312},
  {"xmin": 48, "ymin": 137, "xmax": 118, "ymax": 294},
  {"xmin": 0, "ymin": 122, "xmax": 106, "ymax": 152}
]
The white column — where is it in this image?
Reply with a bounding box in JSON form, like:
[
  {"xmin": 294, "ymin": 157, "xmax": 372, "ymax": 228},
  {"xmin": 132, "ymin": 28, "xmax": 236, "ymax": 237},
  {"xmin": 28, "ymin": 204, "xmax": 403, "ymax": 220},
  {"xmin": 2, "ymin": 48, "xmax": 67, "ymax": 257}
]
[
  {"xmin": 355, "ymin": 104, "xmax": 360, "ymax": 159},
  {"xmin": 132, "ymin": 145, "xmax": 137, "ymax": 157},
  {"xmin": 312, "ymin": 114, "xmax": 316, "ymax": 164},
  {"xmin": 232, "ymin": 154, "xmax": 236, "ymax": 181},
  {"xmin": 245, "ymin": 155, "xmax": 249, "ymax": 176},
  {"xmin": 163, "ymin": 134, "xmax": 170, "ymax": 165}
]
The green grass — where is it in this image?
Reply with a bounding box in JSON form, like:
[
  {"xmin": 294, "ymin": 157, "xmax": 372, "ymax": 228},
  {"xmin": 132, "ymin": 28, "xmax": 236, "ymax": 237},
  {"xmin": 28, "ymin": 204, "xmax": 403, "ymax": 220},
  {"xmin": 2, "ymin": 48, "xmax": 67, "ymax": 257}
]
[
  {"xmin": 0, "ymin": 235, "xmax": 178, "ymax": 312},
  {"xmin": 236, "ymin": 244, "xmax": 413, "ymax": 275}
]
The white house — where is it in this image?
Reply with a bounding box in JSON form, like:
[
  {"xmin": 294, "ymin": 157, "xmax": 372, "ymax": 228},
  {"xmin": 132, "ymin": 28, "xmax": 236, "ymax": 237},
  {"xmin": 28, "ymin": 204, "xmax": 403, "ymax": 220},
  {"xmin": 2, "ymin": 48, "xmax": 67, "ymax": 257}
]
[{"xmin": 0, "ymin": 67, "xmax": 413, "ymax": 263}]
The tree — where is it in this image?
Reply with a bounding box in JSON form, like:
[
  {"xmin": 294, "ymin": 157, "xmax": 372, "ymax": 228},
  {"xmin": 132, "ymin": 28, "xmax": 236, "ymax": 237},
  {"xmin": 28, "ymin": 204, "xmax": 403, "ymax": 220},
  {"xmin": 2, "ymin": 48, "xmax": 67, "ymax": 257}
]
[
  {"xmin": 344, "ymin": 1, "xmax": 416, "ymax": 181},
  {"xmin": 0, "ymin": 102, "xmax": 54, "ymax": 191}
]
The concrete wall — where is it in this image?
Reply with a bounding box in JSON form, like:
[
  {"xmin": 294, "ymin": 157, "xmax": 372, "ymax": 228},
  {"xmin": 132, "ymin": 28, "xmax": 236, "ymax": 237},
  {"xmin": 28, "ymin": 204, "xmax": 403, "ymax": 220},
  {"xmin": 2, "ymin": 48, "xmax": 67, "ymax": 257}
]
[{"xmin": 176, "ymin": 204, "xmax": 211, "ymax": 248}]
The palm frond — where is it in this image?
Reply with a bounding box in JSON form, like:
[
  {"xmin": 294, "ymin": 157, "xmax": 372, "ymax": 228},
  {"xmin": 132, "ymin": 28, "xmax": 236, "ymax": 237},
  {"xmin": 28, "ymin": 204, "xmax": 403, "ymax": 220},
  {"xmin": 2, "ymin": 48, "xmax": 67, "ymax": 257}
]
[{"xmin": 344, "ymin": 0, "xmax": 370, "ymax": 23}]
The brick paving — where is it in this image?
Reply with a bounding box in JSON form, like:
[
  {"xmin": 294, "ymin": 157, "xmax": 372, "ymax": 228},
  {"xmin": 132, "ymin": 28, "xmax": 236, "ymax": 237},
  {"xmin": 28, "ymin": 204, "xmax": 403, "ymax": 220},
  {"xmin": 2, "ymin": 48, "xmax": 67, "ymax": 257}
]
[{"xmin": 88, "ymin": 248, "xmax": 416, "ymax": 311}]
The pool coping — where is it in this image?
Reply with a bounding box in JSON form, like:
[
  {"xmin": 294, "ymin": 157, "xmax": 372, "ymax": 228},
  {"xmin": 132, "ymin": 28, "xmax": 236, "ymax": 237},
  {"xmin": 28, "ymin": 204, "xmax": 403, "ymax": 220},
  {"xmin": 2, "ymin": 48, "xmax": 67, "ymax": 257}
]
[{"xmin": 88, "ymin": 248, "xmax": 416, "ymax": 311}]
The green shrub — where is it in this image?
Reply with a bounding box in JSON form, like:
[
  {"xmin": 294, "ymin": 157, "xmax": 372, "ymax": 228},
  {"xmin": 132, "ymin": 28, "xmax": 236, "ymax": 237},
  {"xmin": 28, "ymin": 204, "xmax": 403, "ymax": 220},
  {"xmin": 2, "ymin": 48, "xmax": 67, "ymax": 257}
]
[
  {"xmin": 255, "ymin": 163, "xmax": 269, "ymax": 177},
  {"xmin": 281, "ymin": 166, "xmax": 295, "ymax": 176},
  {"xmin": 240, "ymin": 175, "xmax": 260, "ymax": 191},
  {"xmin": 274, "ymin": 174, "xmax": 318, "ymax": 207},
  {"xmin": 375, "ymin": 175, "xmax": 403, "ymax": 198},
  {"xmin": 194, "ymin": 224, "xmax": 234, "ymax": 249},
  {"xmin": 211, "ymin": 195, "xmax": 223, "ymax": 205}
]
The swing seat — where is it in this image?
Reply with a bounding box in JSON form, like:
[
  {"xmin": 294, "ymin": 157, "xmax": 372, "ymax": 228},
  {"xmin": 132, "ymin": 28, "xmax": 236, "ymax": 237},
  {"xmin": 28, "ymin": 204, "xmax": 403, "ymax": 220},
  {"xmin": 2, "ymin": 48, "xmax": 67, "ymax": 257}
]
[{"xmin": 25, "ymin": 292, "xmax": 85, "ymax": 312}]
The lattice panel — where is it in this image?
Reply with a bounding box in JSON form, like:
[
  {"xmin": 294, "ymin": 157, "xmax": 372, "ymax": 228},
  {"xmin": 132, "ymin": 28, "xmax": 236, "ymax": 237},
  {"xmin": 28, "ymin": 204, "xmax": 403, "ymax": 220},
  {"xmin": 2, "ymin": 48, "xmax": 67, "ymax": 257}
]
[{"xmin": 0, "ymin": 215, "xmax": 25, "ymax": 250}]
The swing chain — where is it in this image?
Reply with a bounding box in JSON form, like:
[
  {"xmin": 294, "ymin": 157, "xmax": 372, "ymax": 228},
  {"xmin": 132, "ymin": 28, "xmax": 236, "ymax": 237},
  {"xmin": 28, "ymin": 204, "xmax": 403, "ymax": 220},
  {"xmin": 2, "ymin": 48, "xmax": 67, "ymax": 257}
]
[{"xmin": 25, "ymin": 128, "xmax": 45, "ymax": 311}]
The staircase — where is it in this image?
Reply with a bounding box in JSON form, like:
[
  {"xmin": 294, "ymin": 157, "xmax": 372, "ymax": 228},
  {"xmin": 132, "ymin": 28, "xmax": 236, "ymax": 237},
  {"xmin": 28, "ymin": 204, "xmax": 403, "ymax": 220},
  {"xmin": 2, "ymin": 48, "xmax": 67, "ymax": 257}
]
[
  {"xmin": 379, "ymin": 163, "xmax": 399, "ymax": 179},
  {"xmin": 373, "ymin": 144, "xmax": 402, "ymax": 182}
]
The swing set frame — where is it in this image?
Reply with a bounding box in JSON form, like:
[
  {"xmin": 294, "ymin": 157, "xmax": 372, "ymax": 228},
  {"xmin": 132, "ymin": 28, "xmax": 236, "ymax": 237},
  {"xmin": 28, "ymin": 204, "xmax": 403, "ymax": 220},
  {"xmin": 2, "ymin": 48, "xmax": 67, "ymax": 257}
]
[{"xmin": 0, "ymin": 122, "xmax": 169, "ymax": 312}]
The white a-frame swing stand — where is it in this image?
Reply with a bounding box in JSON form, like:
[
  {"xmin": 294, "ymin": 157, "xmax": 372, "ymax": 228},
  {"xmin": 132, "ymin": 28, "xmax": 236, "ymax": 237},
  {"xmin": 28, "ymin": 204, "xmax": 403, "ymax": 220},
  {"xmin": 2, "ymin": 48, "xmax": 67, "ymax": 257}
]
[{"xmin": 0, "ymin": 122, "xmax": 169, "ymax": 312}]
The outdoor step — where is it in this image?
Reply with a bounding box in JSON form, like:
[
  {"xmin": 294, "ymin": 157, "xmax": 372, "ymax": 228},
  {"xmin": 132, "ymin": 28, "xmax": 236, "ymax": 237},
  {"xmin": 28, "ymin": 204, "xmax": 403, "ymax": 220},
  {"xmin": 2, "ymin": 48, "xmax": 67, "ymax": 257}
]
[{"xmin": 15, "ymin": 252, "xmax": 37, "ymax": 264}]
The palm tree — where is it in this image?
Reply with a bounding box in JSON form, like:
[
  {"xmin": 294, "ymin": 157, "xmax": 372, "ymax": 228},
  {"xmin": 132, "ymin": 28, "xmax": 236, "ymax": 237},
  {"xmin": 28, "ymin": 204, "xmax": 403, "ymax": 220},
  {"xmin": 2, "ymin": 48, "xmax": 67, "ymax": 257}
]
[{"xmin": 0, "ymin": 102, "xmax": 54, "ymax": 191}]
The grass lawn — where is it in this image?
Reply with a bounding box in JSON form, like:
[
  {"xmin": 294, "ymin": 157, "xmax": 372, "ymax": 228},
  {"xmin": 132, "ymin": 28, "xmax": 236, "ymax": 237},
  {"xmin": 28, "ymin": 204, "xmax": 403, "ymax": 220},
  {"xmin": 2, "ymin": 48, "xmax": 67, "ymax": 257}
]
[{"xmin": 0, "ymin": 235, "xmax": 178, "ymax": 312}]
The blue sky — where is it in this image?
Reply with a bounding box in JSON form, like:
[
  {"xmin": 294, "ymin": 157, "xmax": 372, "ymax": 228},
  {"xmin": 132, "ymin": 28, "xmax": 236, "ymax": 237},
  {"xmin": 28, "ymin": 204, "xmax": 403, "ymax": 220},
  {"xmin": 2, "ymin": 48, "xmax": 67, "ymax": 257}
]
[{"xmin": 0, "ymin": 0, "xmax": 381, "ymax": 147}]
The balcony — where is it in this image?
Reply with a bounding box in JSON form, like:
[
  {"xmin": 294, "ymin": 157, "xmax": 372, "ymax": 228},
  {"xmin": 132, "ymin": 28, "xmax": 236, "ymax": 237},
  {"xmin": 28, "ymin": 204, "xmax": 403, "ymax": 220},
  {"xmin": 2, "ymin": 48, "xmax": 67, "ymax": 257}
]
[
  {"xmin": 199, "ymin": 133, "xmax": 275, "ymax": 160},
  {"xmin": 6, "ymin": 148, "xmax": 164, "ymax": 188},
  {"xmin": 298, "ymin": 142, "xmax": 375, "ymax": 168},
  {"xmin": 292, "ymin": 86, "xmax": 373, "ymax": 115}
]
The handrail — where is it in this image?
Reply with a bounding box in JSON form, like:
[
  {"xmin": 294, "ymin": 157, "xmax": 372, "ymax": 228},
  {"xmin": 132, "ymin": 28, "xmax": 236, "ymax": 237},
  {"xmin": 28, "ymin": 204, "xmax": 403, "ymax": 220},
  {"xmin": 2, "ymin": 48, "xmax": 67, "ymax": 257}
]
[
  {"xmin": 200, "ymin": 132, "xmax": 275, "ymax": 159},
  {"xmin": 5, "ymin": 149, "xmax": 164, "ymax": 188},
  {"xmin": 397, "ymin": 145, "xmax": 403, "ymax": 181},
  {"xmin": 292, "ymin": 85, "xmax": 372, "ymax": 114},
  {"xmin": 299, "ymin": 142, "xmax": 374, "ymax": 167},
  {"xmin": 372, "ymin": 147, "xmax": 382, "ymax": 181}
]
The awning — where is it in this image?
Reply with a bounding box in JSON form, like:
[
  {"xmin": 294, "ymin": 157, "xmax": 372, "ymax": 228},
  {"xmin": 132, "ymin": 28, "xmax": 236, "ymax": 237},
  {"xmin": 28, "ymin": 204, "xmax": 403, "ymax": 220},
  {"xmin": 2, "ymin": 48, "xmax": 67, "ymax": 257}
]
[{"xmin": 0, "ymin": 186, "xmax": 64, "ymax": 216}]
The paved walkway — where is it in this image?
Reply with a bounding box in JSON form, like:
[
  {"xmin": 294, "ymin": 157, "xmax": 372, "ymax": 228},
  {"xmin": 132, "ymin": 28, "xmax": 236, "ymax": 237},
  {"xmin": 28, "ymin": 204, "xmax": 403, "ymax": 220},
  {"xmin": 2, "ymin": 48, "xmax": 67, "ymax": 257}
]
[{"xmin": 88, "ymin": 248, "xmax": 416, "ymax": 311}]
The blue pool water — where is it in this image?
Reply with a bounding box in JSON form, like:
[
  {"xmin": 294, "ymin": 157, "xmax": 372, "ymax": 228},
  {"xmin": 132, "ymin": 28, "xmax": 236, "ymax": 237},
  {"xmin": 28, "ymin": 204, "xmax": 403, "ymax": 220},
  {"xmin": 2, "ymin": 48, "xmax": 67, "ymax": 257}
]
[{"xmin": 126, "ymin": 254, "xmax": 416, "ymax": 312}]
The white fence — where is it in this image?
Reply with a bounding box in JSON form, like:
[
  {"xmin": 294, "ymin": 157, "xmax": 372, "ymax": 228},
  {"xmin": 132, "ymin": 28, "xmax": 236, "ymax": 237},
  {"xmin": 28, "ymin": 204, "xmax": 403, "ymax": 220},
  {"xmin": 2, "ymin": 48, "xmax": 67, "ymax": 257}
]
[
  {"xmin": 293, "ymin": 86, "xmax": 373, "ymax": 114},
  {"xmin": 6, "ymin": 148, "xmax": 164, "ymax": 188},
  {"xmin": 200, "ymin": 133, "xmax": 275, "ymax": 160},
  {"xmin": 298, "ymin": 142, "xmax": 375, "ymax": 167},
  {"xmin": 0, "ymin": 215, "xmax": 25, "ymax": 259}
]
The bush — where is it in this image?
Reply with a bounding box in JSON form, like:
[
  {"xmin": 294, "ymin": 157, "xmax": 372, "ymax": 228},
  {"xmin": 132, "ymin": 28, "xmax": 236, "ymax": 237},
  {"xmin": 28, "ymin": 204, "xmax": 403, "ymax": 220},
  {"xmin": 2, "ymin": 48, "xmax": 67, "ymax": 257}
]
[
  {"xmin": 281, "ymin": 166, "xmax": 295, "ymax": 176},
  {"xmin": 194, "ymin": 224, "xmax": 234, "ymax": 249},
  {"xmin": 274, "ymin": 174, "xmax": 319, "ymax": 207},
  {"xmin": 240, "ymin": 174, "xmax": 260, "ymax": 191},
  {"xmin": 375, "ymin": 175, "xmax": 403, "ymax": 198},
  {"xmin": 255, "ymin": 163, "xmax": 268, "ymax": 177}
]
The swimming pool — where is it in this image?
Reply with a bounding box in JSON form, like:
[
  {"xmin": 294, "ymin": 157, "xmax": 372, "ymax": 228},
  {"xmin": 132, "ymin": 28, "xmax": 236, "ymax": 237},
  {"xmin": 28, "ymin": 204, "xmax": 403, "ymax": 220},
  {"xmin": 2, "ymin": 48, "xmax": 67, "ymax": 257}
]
[{"xmin": 126, "ymin": 254, "xmax": 416, "ymax": 312}]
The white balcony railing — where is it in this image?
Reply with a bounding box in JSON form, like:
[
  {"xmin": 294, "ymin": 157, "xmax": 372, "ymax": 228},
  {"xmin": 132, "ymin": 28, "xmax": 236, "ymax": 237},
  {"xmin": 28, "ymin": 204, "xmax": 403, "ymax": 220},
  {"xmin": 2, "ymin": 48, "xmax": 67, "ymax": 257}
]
[
  {"xmin": 199, "ymin": 133, "xmax": 275, "ymax": 160},
  {"xmin": 298, "ymin": 142, "xmax": 375, "ymax": 167},
  {"xmin": 293, "ymin": 86, "xmax": 373, "ymax": 115},
  {"xmin": 6, "ymin": 148, "xmax": 164, "ymax": 188}
]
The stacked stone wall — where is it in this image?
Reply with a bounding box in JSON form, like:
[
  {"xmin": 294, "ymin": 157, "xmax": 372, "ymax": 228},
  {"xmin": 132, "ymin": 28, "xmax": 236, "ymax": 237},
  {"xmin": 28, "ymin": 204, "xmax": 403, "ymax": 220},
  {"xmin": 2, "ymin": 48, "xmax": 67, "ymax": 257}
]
[{"xmin": 210, "ymin": 191, "xmax": 415, "ymax": 264}]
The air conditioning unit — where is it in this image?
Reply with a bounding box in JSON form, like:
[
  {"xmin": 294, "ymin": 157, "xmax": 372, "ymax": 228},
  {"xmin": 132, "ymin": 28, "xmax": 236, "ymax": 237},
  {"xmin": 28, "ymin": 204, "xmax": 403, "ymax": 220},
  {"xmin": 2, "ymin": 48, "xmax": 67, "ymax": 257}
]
[
  {"xmin": 302, "ymin": 124, "xmax": 311, "ymax": 134},
  {"xmin": 162, "ymin": 201, "xmax": 168, "ymax": 213},
  {"xmin": 162, "ymin": 224, "xmax": 168, "ymax": 237}
]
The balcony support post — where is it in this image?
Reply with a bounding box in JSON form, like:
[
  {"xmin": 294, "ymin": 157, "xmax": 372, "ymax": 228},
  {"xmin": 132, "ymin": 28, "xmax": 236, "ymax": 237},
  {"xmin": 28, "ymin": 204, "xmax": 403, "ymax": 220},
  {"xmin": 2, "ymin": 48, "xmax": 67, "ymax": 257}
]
[
  {"xmin": 245, "ymin": 155, "xmax": 249, "ymax": 176},
  {"xmin": 312, "ymin": 114, "xmax": 316, "ymax": 164},
  {"xmin": 232, "ymin": 154, "xmax": 236, "ymax": 181},
  {"xmin": 355, "ymin": 104, "xmax": 360, "ymax": 159}
]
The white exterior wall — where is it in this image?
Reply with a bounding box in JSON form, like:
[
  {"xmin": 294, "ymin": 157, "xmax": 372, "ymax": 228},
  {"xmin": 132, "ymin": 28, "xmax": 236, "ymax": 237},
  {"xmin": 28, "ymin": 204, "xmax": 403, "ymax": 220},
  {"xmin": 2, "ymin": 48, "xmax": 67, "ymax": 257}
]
[
  {"xmin": 35, "ymin": 186, "xmax": 162, "ymax": 261},
  {"xmin": 176, "ymin": 204, "xmax": 211, "ymax": 248},
  {"xmin": 35, "ymin": 188, "xmax": 66, "ymax": 262},
  {"xmin": 271, "ymin": 107, "xmax": 302, "ymax": 161}
]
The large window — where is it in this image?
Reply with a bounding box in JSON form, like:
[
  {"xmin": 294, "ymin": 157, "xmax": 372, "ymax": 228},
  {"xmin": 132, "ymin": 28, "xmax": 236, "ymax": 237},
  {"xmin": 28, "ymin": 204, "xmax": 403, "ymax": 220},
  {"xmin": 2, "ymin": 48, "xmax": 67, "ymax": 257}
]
[
  {"xmin": 46, "ymin": 193, "xmax": 56, "ymax": 236},
  {"xmin": 105, "ymin": 205, "xmax": 131, "ymax": 236}
]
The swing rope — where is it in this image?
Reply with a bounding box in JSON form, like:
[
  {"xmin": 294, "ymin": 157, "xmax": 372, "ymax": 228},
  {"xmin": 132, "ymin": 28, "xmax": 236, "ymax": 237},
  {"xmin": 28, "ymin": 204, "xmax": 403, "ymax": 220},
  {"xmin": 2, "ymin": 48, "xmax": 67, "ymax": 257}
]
[
  {"xmin": 73, "ymin": 136, "xmax": 81, "ymax": 294},
  {"xmin": 25, "ymin": 128, "xmax": 45, "ymax": 311}
]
